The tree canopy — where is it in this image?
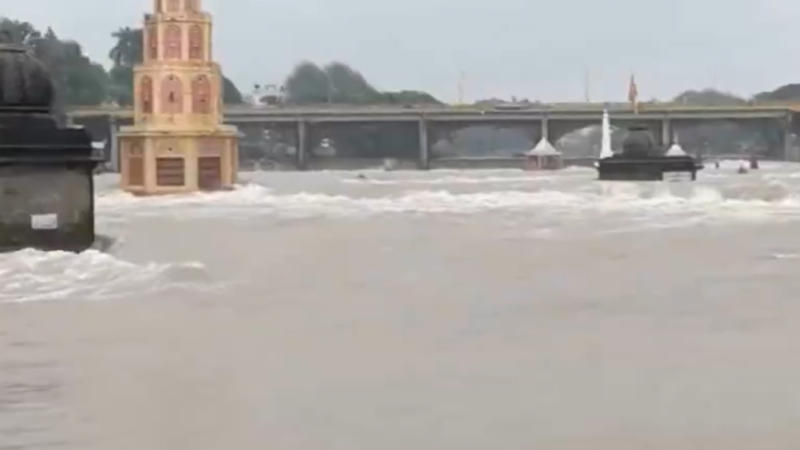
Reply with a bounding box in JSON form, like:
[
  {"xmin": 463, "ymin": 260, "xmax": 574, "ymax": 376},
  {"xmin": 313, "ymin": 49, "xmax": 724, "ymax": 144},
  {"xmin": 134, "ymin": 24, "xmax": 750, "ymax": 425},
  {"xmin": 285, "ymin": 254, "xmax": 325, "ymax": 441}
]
[
  {"xmin": 324, "ymin": 62, "xmax": 381, "ymax": 104},
  {"xmin": 0, "ymin": 18, "xmax": 110, "ymax": 107},
  {"xmin": 0, "ymin": 19, "xmax": 245, "ymax": 107},
  {"xmin": 284, "ymin": 61, "xmax": 441, "ymax": 105},
  {"xmin": 109, "ymin": 27, "xmax": 142, "ymax": 68},
  {"xmin": 223, "ymin": 77, "xmax": 243, "ymax": 104},
  {"xmin": 672, "ymin": 89, "xmax": 747, "ymax": 106},
  {"xmin": 6, "ymin": 15, "xmax": 797, "ymax": 112},
  {"xmin": 285, "ymin": 62, "xmax": 331, "ymax": 104},
  {"xmin": 753, "ymin": 84, "xmax": 800, "ymax": 104},
  {"xmin": 382, "ymin": 91, "xmax": 441, "ymax": 105}
]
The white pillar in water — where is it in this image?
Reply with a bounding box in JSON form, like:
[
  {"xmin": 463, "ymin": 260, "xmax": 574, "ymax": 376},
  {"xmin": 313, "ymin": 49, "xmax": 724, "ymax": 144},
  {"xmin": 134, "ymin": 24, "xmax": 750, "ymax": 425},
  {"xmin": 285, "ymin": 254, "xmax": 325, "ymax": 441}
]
[{"xmin": 600, "ymin": 109, "xmax": 614, "ymax": 159}]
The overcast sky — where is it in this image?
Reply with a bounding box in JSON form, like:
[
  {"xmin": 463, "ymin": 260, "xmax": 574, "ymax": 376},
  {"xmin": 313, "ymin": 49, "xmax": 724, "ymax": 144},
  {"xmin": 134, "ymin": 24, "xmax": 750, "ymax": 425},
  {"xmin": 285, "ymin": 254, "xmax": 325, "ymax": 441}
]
[{"xmin": 3, "ymin": 0, "xmax": 799, "ymax": 102}]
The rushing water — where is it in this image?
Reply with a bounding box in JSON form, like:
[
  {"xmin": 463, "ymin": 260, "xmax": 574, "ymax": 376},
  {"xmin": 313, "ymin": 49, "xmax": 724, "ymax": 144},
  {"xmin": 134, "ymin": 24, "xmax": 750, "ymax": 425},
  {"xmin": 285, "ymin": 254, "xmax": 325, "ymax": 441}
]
[{"xmin": 4, "ymin": 162, "xmax": 800, "ymax": 449}]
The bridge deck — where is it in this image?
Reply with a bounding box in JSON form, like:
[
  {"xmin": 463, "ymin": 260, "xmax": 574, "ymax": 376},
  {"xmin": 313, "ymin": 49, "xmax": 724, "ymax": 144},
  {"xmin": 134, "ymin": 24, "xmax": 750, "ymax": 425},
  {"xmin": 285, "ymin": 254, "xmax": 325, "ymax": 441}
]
[{"xmin": 68, "ymin": 104, "xmax": 796, "ymax": 123}]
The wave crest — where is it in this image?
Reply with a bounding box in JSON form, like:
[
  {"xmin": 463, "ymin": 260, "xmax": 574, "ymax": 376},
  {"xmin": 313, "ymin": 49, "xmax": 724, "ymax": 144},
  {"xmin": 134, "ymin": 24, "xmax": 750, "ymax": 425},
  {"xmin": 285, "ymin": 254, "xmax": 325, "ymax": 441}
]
[
  {"xmin": 0, "ymin": 250, "xmax": 212, "ymax": 303},
  {"xmin": 96, "ymin": 182, "xmax": 800, "ymax": 218}
]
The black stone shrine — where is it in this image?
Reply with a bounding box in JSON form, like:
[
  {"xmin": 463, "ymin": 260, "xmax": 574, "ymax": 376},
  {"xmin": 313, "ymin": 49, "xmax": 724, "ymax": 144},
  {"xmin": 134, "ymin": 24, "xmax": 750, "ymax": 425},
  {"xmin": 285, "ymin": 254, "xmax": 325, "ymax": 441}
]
[
  {"xmin": 0, "ymin": 40, "xmax": 101, "ymax": 252},
  {"xmin": 598, "ymin": 124, "xmax": 703, "ymax": 181}
]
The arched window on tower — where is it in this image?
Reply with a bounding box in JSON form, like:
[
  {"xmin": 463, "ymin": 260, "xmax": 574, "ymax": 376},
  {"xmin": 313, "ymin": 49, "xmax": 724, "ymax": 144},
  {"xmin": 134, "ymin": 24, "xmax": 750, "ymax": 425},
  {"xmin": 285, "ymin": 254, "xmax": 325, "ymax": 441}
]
[
  {"xmin": 147, "ymin": 25, "xmax": 158, "ymax": 60},
  {"xmin": 189, "ymin": 25, "xmax": 203, "ymax": 60},
  {"xmin": 167, "ymin": 0, "xmax": 180, "ymax": 12},
  {"xmin": 192, "ymin": 75, "xmax": 212, "ymax": 114},
  {"xmin": 164, "ymin": 24, "xmax": 182, "ymax": 60},
  {"xmin": 161, "ymin": 75, "xmax": 184, "ymax": 114},
  {"xmin": 141, "ymin": 76, "xmax": 154, "ymax": 114}
]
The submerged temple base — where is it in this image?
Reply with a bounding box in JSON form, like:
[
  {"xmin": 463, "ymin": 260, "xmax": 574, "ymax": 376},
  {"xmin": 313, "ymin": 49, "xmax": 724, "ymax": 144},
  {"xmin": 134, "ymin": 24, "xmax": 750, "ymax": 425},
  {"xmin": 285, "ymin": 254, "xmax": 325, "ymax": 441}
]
[
  {"xmin": 0, "ymin": 165, "xmax": 96, "ymax": 252},
  {"xmin": 119, "ymin": 130, "xmax": 238, "ymax": 195},
  {"xmin": 598, "ymin": 156, "xmax": 701, "ymax": 181}
]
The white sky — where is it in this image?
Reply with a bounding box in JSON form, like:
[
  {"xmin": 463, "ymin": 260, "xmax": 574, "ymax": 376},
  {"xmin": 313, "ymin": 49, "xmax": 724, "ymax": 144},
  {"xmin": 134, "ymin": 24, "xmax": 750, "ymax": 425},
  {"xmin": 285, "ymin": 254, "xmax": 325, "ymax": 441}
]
[{"xmin": 3, "ymin": 0, "xmax": 800, "ymax": 103}]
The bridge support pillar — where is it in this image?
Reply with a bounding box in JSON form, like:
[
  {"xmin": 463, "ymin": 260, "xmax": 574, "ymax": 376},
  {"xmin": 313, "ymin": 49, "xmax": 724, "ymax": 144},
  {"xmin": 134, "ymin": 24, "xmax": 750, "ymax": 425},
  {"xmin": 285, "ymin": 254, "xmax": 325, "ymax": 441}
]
[
  {"xmin": 783, "ymin": 114, "xmax": 793, "ymax": 161},
  {"xmin": 109, "ymin": 117, "xmax": 120, "ymax": 173},
  {"xmin": 661, "ymin": 118, "xmax": 671, "ymax": 148},
  {"xmin": 297, "ymin": 120, "xmax": 308, "ymax": 170},
  {"xmin": 418, "ymin": 118, "xmax": 429, "ymax": 170}
]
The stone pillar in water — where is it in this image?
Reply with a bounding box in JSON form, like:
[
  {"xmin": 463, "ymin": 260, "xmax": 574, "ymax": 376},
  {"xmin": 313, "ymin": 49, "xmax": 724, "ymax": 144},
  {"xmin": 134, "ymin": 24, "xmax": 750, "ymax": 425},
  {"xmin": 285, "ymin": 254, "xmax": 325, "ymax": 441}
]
[
  {"xmin": 418, "ymin": 118, "xmax": 429, "ymax": 170},
  {"xmin": 661, "ymin": 117, "xmax": 672, "ymax": 148},
  {"xmin": 297, "ymin": 121, "xmax": 308, "ymax": 170}
]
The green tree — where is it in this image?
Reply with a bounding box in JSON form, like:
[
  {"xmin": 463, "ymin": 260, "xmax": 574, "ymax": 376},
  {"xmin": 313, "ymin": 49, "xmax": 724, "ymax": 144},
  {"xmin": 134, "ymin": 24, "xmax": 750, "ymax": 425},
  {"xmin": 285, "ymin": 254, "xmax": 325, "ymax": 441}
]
[
  {"xmin": 108, "ymin": 65, "xmax": 134, "ymax": 106},
  {"xmin": 109, "ymin": 27, "xmax": 142, "ymax": 68},
  {"xmin": 753, "ymin": 84, "xmax": 800, "ymax": 104},
  {"xmin": 323, "ymin": 62, "xmax": 380, "ymax": 104},
  {"xmin": 285, "ymin": 61, "xmax": 330, "ymax": 104},
  {"xmin": 285, "ymin": 61, "xmax": 440, "ymax": 106},
  {"xmin": 672, "ymin": 89, "xmax": 746, "ymax": 106},
  {"xmin": 223, "ymin": 77, "xmax": 243, "ymax": 104},
  {"xmin": 0, "ymin": 19, "xmax": 109, "ymax": 106},
  {"xmin": 0, "ymin": 18, "xmax": 41, "ymax": 44},
  {"xmin": 383, "ymin": 90, "xmax": 441, "ymax": 105},
  {"xmin": 107, "ymin": 26, "xmax": 142, "ymax": 106}
]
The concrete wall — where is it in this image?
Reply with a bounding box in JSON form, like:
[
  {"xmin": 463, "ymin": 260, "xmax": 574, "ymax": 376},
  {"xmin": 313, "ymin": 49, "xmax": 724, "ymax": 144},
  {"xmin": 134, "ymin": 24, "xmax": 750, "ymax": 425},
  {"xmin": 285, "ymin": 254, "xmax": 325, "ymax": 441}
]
[{"xmin": 0, "ymin": 165, "xmax": 94, "ymax": 252}]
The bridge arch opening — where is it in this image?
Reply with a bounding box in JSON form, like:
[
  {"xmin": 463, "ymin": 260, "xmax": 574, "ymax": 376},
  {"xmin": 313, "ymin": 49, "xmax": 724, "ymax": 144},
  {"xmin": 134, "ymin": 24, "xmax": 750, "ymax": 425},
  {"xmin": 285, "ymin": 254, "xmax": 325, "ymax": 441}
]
[
  {"xmin": 306, "ymin": 122, "xmax": 421, "ymax": 169},
  {"xmin": 428, "ymin": 123, "xmax": 539, "ymax": 159},
  {"xmin": 672, "ymin": 119, "xmax": 778, "ymax": 159},
  {"xmin": 555, "ymin": 124, "xmax": 626, "ymax": 158}
]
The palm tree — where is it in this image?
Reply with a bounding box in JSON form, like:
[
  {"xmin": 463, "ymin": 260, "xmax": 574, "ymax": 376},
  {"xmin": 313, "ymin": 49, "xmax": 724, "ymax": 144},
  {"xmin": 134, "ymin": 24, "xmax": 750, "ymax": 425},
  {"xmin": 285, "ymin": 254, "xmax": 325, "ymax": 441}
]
[{"xmin": 109, "ymin": 27, "xmax": 142, "ymax": 67}]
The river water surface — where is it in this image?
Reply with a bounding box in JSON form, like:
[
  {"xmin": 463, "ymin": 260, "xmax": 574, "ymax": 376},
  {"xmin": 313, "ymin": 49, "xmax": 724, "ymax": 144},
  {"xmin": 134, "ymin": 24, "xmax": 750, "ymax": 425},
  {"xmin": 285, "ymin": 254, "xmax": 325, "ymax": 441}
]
[{"xmin": 3, "ymin": 162, "xmax": 800, "ymax": 449}]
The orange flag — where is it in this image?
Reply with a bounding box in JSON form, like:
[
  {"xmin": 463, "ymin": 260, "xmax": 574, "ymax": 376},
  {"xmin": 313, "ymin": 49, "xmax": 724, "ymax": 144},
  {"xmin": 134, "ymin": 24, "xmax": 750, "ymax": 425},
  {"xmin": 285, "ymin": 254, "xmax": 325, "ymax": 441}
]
[{"xmin": 628, "ymin": 75, "xmax": 639, "ymax": 114}]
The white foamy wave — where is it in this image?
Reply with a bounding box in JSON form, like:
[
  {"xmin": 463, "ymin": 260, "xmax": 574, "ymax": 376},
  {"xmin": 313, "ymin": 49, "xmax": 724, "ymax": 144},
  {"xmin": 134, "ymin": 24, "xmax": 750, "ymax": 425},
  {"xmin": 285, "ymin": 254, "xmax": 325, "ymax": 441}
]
[
  {"xmin": 92, "ymin": 179, "xmax": 800, "ymax": 229},
  {"xmin": 342, "ymin": 175, "xmax": 538, "ymax": 186},
  {"xmin": 341, "ymin": 167, "xmax": 594, "ymax": 186},
  {"xmin": 97, "ymin": 185, "xmax": 600, "ymax": 219},
  {"xmin": 0, "ymin": 250, "xmax": 212, "ymax": 303},
  {"xmin": 771, "ymin": 253, "xmax": 800, "ymax": 260}
]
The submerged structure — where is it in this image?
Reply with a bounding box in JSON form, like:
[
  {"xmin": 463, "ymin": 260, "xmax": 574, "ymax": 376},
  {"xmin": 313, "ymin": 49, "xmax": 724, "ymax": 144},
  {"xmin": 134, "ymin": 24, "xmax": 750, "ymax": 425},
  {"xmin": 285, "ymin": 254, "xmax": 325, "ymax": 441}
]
[
  {"xmin": 665, "ymin": 135, "xmax": 688, "ymax": 157},
  {"xmin": 0, "ymin": 40, "xmax": 100, "ymax": 252},
  {"xmin": 525, "ymin": 138, "xmax": 563, "ymax": 170},
  {"xmin": 118, "ymin": 0, "xmax": 238, "ymax": 195},
  {"xmin": 598, "ymin": 125, "xmax": 702, "ymax": 181}
]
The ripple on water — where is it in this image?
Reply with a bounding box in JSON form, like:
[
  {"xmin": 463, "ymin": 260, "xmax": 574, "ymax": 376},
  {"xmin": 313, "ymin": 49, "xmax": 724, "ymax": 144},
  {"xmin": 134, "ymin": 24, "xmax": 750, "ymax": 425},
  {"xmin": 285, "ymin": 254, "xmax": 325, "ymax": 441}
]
[{"xmin": 0, "ymin": 249, "xmax": 213, "ymax": 303}]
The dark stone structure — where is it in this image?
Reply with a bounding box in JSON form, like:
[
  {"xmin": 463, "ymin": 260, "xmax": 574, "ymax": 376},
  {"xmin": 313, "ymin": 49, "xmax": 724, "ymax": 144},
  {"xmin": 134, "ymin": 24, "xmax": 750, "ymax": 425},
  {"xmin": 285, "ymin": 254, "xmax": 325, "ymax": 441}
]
[
  {"xmin": 598, "ymin": 125, "xmax": 702, "ymax": 181},
  {"xmin": 0, "ymin": 40, "xmax": 100, "ymax": 252}
]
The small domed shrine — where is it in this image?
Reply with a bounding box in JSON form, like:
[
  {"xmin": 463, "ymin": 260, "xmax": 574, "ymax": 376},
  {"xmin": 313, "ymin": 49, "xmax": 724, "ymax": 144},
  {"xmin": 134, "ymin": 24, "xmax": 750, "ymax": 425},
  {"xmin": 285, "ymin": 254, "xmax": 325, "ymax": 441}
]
[
  {"xmin": 0, "ymin": 36, "xmax": 100, "ymax": 251},
  {"xmin": 118, "ymin": 0, "xmax": 238, "ymax": 194}
]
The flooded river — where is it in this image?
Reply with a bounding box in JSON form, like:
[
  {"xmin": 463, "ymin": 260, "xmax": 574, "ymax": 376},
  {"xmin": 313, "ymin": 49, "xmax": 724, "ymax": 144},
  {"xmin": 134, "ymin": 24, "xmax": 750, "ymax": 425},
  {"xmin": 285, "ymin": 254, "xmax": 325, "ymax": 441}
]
[{"xmin": 4, "ymin": 162, "xmax": 800, "ymax": 449}]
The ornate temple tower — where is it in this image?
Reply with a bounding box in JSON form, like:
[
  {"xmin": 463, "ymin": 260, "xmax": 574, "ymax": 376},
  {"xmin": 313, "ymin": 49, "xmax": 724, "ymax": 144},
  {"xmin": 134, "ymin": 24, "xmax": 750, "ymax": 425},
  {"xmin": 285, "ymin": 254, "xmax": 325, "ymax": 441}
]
[{"xmin": 118, "ymin": 0, "xmax": 238, "ymax": 194}]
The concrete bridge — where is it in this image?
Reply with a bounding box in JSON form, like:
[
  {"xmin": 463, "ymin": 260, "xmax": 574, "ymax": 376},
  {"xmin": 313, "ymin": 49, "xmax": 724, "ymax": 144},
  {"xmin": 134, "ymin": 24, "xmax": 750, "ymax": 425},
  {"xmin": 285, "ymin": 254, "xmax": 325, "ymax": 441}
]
[{"xmin": 68, "ymin": 104, "xmax": 800, "ymax": 171}]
